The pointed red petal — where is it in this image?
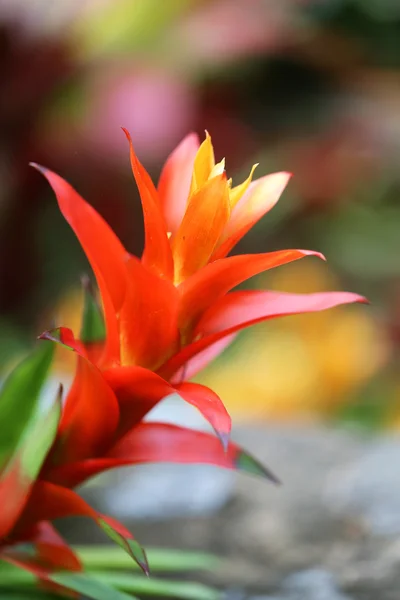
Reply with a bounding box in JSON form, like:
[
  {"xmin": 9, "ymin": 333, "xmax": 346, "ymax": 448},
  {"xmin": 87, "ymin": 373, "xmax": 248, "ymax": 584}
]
[
  {"xmin": 53, "ymin": 355, "xmax": 120, "ymax": 465},
  {"xmin": 178, "ymin": 250, "xmax": 325, "ymax": 333},
  {"xmin": 161, "ymin": 289, "xmax": 367, "ymax": 379},
  {"xmin": 213, "ymin": 172, "xmax": 291, "ymax": 260},
  {"xmin": 15, "ymin": 482, "xmax": 148, "ymax": 574},
  {"xmin": 119, "ymin": 256, "xmax": 179, "ymax": 369},
  {"xmin": 122, "ymin": 129, "xmax": 173, "ymax": 279},
  {"xmin": 198, "ymin": 289, "xmax": 369, "ymax": 335},
  {"xmin": 175, "ymin": 382, "xmax": 231, "ymax": 450},
  {"xmin": 31, "ymin": 164, "xmax": 125, "ymax": 363},
  {"xmin": 103, "ymin": 365, "xmax": 230, "ymax": 446},
  {"xmin": 158, "ymin": 133, "xmax": 200, "ymax": 236},
  {"xmin": 46, "ymin": 423, "xmax": 280, "ymax": 488},
  {"xmin": 103, "ymin": 365, "xmax": 175, "ymax": 437},
  {"xmin": 30, "ymin": 164, "xmax": 127, "ymax": 311},
  {"xmin": 39, "ymin": 329, "xmax": 120, "ymax": 465}
]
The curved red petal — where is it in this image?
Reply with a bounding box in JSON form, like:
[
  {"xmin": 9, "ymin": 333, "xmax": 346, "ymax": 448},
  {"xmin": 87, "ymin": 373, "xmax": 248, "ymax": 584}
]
[
  {"xmin": 38, "ymin": 330, "xmax": 120, "ymax": 466},
  {"xmin": 158, "ymin": 133, "xmax": 200, "ymax": 235},
  {"xmin": 53, "ymin": 355, "xmax": 120, "ymax": 465},
  {"xmin": 103, "ymin": 365, "xmax": 174, "ymax": 437},
  {"xmin": 175, "ymin": 381, "xmax": 231, "ymax": 450},
  {"xmin": 178, "ymin": 249, "xmax": 325, "ymax": 333},
  {"xmin": 198, "ymin": 289, "xmax": 369, "ymax": 335},
  {"xmin": 103, "ymin": 366, "xmax": 229, "ymax": 446},
  {"xmin": 45, "ymin": 423, "xmax": 280, "ymax": 488},
  {"xmin": 160, "ymin": 289, "xmax": 367, "ymax": 379},
  {"xmin": 122, "ymin": 129, "xmax": 173, "ymax": 279},
  {"xmin": 30, "ymin": 164, "xmax": 128, "ymax": 333}
]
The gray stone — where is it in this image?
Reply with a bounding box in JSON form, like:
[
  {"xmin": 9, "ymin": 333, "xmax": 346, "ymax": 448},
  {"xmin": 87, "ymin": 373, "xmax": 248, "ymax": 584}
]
[
  {"xmin": 67, "ymin": 424, "xmax": 400, "ymax": 599},
  {"xmin": 325, "ymin": 436, "xmax": 400, "ymax": 536},
  {"xmin": 281, "ymin": 569, "xmax": 353, "ymax": 600}
]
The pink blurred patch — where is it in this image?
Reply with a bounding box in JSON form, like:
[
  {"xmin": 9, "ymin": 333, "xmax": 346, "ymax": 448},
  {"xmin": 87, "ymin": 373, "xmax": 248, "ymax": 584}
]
[{"xmin": 83, "ymin": 67, "xmax": 197, "ymax": 163}]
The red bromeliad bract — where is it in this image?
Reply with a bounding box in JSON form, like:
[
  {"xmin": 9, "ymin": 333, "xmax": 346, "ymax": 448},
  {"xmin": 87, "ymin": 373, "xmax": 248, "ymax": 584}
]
[
  {"xmin": 0, "ymin": 129, "xmax": 367, "ymax": 589},
  {"xmin": 31, "ymin": 130, "xmax": 365, "ymax": 434}
]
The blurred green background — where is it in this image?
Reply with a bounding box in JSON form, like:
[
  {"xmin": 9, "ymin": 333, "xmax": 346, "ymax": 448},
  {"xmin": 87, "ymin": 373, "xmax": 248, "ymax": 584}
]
[{"xmin": 1, "ymin": 0, "xmax": 399, "ymax": 428}]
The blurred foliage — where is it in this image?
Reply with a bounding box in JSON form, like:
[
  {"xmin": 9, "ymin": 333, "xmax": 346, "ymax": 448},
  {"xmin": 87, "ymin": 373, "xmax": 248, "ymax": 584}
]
[
  {"xmin": 0, "ymin": 546, "xmax": 221, "ymax": 599},
  {"xmin": 0, "ymin": 0, "xmax": 399, "ymax": 428}
]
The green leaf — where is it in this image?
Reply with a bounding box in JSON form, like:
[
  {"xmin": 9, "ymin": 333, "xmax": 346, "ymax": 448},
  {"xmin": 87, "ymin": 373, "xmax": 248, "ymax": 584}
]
[
  {"xmin": 236, "ymin": 450, "xmax": 281, "ymax": 484},
  {"xmin": 80, "ymin": 276, "xmax": 106, "ymax": 344},
  {"xmin": 91, "ymin": 572, "xmax": 221, "ymax": 600},
  {"xmin": 97, "ymin": 519, "xmax": 149, "ymax": 575},
  {"xmin": 0, "ymin": 342, "xmax": 54, "ymax": 471},
  {"xmin": 0, "ymin": 552, "xmax": 221, "ymax": 600},
  {"xmin": 18, "ymin": 386, "xmax": 62, "ymax": 480},
  {"xmin": 50, "ymin": 572, "xmax": 138, "ymax": 600},
  {"xmin": 0, "ymin": 387, "xmax": 61, "ymax": 538},
  {"xmin": 77, "ymin": 546, "xmax": 219, "ymax": 572},
  {"xmin": 0, "ymin": 561, "xmax": 137, "ymax": 600}
]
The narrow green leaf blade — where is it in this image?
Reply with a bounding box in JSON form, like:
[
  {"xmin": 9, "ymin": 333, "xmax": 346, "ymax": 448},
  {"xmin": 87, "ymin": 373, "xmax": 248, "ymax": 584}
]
[
  {"xmin": 236, "ymin": 450, "xmax": 281, "ymax": 484},
  {"xmin": 97, "ymin": 518, "xmax": 149, "ymax": 575},
  {"xmin": 0, "ymin": 387, "xmax": 61, "ymax": 538},
  {"xmin": 49, "ymin": 572, "xmax": 138, "ymax": 600},
  {"xmin": 76, "ymin": 545, "xmax": 219, "ymax": 572},
  {"xmin": 92, "ymin": 571, "xmax": 221, "ymax": 600},
  {"xmin": 0, "ymin": 343, "xmax": 54, "ymax": 469}
]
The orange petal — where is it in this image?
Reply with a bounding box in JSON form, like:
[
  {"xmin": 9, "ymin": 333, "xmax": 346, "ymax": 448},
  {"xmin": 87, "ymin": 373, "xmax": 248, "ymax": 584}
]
[
  {"xmin": 177, "ymin": 249, "xmax": 325, "ymax": 333},
  {"xmin": 157, "ymin": 133, "xmax": 200, "ymax": 236},
  {"xmin": 189, "ymin": 131, "xmax": 215, "ymax": 195},
  {"xmin": 119, "ymin": 256, "xmax": 180, "ymax": 369},
  {"xmin": 228, "ymin": 163, "xmax": 258, "ymax": 209},
  {"xmin": 122, "ymin": 129, "xmax": 174, "ymax": 279},
  {"xmin": 172, "ymin": 174, "xmax": 230, "ymax": 282},
  {"xmin": 213, "ymin": 172, "xmax": 291, "ymax": 260}
]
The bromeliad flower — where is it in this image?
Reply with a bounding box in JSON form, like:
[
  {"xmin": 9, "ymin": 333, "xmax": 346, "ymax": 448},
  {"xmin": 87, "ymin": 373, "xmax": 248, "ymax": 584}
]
[
  {"xmin": 31, "ymin": 130, "xmax": 366, "ymax": 444},
  {"xmin": 0, "ymin": 128, "xmax": 368, "ymax": 595},
  {"xmin": 0, "ymin": 333, "xmax": 273, "ymax": 590}
]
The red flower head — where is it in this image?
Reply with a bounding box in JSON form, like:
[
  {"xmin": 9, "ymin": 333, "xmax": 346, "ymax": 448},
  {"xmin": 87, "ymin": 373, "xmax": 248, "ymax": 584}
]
[
  {"xmin": 30, "ymin": 129, "xmax": 366, "ymax": 453},
  {"xmin": 0, "ymin": 129, "xmax": 367, "ymax": 591}
]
